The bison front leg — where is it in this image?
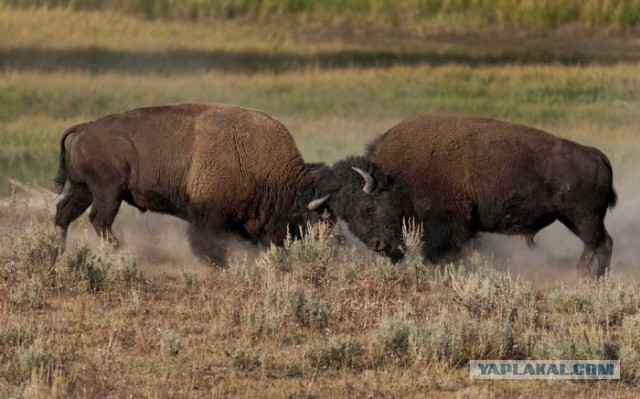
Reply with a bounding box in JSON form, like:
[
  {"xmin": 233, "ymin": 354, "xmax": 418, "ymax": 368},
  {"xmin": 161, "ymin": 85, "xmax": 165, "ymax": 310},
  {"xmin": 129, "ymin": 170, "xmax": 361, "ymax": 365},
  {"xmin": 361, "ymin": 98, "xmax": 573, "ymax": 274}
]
[
  {"xmin": 187, "ymin": 223, "xmax": 228, "ymax": 267},
  {"xmin": 419, "ymin": 213, "xmax": 469, "ymax": 264}
]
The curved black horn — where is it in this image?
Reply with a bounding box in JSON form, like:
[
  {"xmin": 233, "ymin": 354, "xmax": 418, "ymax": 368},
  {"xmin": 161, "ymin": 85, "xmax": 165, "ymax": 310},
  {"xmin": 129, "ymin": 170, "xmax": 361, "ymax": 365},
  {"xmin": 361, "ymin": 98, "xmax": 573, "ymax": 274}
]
[
  {"xmin": 352, "ymin": 167, "xmax": 375, "ymax": 193},
  {"xmin": 308, "ymin": 195, "xmax": 331, "ymax": 211}
]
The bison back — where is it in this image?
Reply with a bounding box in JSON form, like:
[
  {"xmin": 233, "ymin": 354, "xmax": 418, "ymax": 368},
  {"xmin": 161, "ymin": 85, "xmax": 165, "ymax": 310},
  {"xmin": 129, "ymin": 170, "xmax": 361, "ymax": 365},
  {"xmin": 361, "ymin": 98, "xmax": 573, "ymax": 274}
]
[
  {"xmin": 368, "ymin": 113, "xmax": 615, "ymax": 233},
  {"xmin": 65, "ymin": 103, "xmax": 307, "ymax": 239}
]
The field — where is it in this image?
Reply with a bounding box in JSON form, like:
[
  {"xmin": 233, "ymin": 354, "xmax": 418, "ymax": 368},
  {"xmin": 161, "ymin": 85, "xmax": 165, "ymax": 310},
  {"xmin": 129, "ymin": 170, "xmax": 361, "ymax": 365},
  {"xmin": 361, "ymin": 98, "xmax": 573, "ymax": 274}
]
[
  {"xmin": 1, "ymin": 5, "xmax": 640, "ymax": 398},
  {"xmin": 3, "ymin": 0, "xmax": 640, "ymax": 30}
]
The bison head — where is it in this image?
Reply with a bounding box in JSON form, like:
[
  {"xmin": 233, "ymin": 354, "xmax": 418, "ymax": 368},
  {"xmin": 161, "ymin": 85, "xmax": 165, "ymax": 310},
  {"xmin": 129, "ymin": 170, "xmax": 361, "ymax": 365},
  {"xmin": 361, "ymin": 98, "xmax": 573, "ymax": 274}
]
[
  {"xmin": 284, "ymin": 163, "xmax": 337, "ymax": 239},
  {"xmin": 308, "ymin": 156, "xmax": 405, "ymax": 261}
]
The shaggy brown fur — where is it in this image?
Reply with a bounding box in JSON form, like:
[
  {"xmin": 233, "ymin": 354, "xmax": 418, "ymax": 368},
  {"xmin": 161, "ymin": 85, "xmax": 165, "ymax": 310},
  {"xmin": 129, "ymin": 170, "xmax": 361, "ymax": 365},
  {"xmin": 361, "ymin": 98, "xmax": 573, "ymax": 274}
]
[
  {"xmin": 367, "ymin": 113, "xmax": 617, "ymax": 277},
  {"xmin": 54, "ymin": 103, "xmax": 330, "ymax": 265}
]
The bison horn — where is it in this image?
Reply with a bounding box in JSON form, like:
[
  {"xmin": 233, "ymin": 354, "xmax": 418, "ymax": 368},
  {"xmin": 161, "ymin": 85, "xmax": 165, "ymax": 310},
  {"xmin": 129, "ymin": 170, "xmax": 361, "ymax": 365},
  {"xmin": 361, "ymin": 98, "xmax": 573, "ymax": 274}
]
[
  {"xmin": 308, "ymin": 195, "xmax": 331, "ymax": 211},
  {"xmin": 352, "ymin": 167, "xmax": 375, "ymax": 193}
]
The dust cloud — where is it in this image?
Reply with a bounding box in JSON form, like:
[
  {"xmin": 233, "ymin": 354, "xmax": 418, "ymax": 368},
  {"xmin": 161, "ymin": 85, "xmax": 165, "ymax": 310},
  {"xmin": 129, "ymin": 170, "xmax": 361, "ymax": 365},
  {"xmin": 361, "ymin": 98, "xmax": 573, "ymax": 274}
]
[
  {"xmin": 106, "ymin": 205, "xmax": 262, "ymax": 276},
  {"xmin": 6, "ymin": 191, "xmax": 262, "ymax": 277},
  {"xmin": 472, "ymin": 190, "xmax": 640, "ymax": 287},
  {"xmin": 3, "ymin": 171, "xmax": 639, "ymax": 284}
]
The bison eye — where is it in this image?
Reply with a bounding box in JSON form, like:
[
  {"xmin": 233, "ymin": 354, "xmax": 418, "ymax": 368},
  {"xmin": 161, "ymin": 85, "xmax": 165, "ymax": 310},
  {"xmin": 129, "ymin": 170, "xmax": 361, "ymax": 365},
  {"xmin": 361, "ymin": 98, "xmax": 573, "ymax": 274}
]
[{"xmin": 365, "ymin": 204, "xmax": 375, "ymax": 214}]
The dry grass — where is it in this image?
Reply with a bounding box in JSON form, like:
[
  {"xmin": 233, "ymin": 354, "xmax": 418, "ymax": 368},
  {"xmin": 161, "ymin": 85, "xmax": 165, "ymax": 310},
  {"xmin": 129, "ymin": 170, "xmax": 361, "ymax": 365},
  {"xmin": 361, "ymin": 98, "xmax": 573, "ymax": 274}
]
[
  {"xmin": 1, "ymin": 202, "xmax": 640, "ymax": 397},
  {"xmin": 1, "ymin": 7, "xmax": 640, "ymax": 397},
  {"xmin": 1, "ymin": 64, "xmax": 639, "ymax": 190},
  {"xmin": 3, "ymin": 0, "xmax": 640, "ymax": 31},
  {"xmin": 1, "ymin": 8, "xmax": 640, "ymax": 191}
]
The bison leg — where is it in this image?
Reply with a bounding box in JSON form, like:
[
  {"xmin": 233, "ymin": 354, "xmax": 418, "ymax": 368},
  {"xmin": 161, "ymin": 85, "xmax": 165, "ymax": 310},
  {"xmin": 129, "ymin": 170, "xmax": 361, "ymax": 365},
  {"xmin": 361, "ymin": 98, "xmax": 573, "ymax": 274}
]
[
  {"xmin": 559, "ymin": 214, "xmax": 609, "ymax": 278},
  {"xmin": 595, "ymin": 230, "xmax": 613, "ymax": 278},
  {"xmin": 420, "ymin": 214, "xmax": 469, "ymax": 264},
  {"xmin": 54, "ymin": 183, "xmax": 93, "ymax": 250},
  {"xmin": 576, "ymin": 246, "xmax": 597, "ymax": 278},
  {"xmin": 88, "ymin": 187, "xmax": 123, "ymax": 247},
  {"xmin": 187, "ymin": 223, "xmax": 228, "ymax": 267}
]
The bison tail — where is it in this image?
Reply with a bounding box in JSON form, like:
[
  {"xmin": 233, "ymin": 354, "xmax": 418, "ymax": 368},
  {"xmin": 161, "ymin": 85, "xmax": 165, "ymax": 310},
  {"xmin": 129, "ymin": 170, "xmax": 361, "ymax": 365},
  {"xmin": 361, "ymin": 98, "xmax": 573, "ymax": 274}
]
[
  {"xmin": 53, "ymin": 124, "xmax": 83, "ymax": 193},
  {"xmin": 600, "ymin": 152, "xmax": 618, "ymax": 210},
  {"xmin": 607, "ymin": 186, "xmax": 618, "ymax": 210}
]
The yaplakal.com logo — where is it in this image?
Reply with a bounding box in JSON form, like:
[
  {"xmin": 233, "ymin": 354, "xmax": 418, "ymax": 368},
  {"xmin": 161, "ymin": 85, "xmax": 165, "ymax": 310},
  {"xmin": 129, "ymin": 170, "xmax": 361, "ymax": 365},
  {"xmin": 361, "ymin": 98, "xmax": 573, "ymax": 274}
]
[{"xmin": 470, "ymin": 360, "xmax": 620, "ymax": 380}]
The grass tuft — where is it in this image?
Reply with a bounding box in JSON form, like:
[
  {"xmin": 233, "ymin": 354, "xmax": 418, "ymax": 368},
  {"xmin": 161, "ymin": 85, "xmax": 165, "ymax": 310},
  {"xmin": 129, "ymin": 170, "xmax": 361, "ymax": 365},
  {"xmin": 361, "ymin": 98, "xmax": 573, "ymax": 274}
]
[
  {"xmin": 17, "ymin": 347, "xmax": 55, "ymax": 378},
  {"xmin": 10, "ymin": 277, "xmax": 46, "ymax": 308},
  {"xmin": 549, "ymin": 280, "xmax": 640, "ymax": 325},
  {"xmin": 160, "ymin": 330, "xmax": 181, "ymax": 357},
  {"xmin": 621, "ymin": 314, "xmax": 640, "ymax": 381},
  {"xmin": 306, "ymin": 336, "xmax": 365, "ymax": 370},
  {"xmin": 180, "ymin": 268, "xmax": 197, "ymax": 286},
  {"xmin": 12, "ymin": 220, "xmax": 60, "ymax": 283},
  {"xmin": 374, "ymin": 318, "xmax": 413, "ymax": 365}
]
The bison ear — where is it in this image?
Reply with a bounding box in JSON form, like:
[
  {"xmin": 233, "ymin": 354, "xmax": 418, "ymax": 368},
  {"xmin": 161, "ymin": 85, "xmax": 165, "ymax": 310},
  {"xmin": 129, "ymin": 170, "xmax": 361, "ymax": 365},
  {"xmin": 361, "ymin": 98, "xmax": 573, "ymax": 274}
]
[
  {"xmin": 352, "ymin": 167, "xmax": 375, "ymax": 193},
  {"xmin": 308, "ymin": 195, "xmax": 330, "ymax": 211}
]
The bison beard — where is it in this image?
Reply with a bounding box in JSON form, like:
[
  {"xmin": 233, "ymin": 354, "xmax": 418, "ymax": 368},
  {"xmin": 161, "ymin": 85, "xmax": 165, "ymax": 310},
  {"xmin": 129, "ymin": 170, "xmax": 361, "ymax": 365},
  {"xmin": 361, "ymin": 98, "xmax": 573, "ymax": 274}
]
[
  {"xmin": 367, "ymin": 113, "xmax": 617, "ymax": 278},
  {"xmin": 310, "ymin": 156, "xmax": 406, "ymax": 261}
]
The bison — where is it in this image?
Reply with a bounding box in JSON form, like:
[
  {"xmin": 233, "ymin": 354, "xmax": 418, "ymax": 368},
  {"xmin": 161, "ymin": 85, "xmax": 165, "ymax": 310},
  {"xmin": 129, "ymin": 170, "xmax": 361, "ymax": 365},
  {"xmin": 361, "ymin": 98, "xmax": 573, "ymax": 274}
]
[
  {"xmin": 53, "ymin": 103, "xmax": 404, "ymax": 264},
  {"xmin": 365, "ymin": 113, "xmax": 617, "ymax": 278}
]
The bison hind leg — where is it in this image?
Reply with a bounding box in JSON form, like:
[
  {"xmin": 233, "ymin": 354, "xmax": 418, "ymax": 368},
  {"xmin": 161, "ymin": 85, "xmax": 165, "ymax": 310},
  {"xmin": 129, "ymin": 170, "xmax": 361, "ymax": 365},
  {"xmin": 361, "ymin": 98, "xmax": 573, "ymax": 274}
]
[
  {"xmin": 519, "ymin": 213, "xmax": 559, "ymax": 248},
  {"xmin": 558, "ymin": 214, "xmax": 611, "ymax": 278},
  {"xmin": 87, "ymin": 184, "xmax": 123, "ymax": 247},
  {"xmin": 595, "ymin": 230, "xmax": 613, "ymax": 278},
  {"xmin": 55, "ymin": 183, "xmax": 93, "ymax": 250}
]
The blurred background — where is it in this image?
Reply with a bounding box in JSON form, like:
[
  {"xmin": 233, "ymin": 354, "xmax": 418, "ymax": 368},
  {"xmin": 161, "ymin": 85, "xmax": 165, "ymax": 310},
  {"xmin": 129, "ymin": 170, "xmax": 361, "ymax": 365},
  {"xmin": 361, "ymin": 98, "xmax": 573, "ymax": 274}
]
[
  {"xmin": 1, "ymin": 0, "xmax": 639, "ymax": 189},
  {"xmin": 1, "ymin": 0, "xmax": 639, "ymax": 278}
]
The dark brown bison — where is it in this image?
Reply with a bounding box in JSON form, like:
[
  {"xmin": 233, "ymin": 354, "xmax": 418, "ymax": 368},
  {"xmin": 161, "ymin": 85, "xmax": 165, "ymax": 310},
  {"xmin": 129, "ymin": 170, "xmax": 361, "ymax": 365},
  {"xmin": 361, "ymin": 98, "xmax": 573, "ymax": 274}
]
[
  {"xmin": 366, "ymin": 113, "xmax": 617, "ymax": 277},
  {"xmin": 53, "ymin": 103, "xmax": 404, "ymax": 264}
]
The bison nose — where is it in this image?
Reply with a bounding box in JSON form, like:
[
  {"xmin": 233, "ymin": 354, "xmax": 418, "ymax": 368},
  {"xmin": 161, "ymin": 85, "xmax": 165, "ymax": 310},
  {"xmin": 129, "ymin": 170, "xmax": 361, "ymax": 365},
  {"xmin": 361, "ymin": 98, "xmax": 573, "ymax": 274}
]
[{"xmin": 372, "ymin": 240, "xmax": 388, "ymax": 252}]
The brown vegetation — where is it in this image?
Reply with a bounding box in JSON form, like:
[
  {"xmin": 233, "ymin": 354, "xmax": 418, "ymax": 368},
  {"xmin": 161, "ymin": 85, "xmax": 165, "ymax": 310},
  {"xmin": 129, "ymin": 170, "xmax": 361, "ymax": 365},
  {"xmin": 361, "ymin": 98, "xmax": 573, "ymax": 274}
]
[
  {"xmin": 1, "ymin": 5, "xmax": 640, "ymax": 397},
  {"xmin": 1, "ymin": 197, "xmax": 640, "ymax": 397}
]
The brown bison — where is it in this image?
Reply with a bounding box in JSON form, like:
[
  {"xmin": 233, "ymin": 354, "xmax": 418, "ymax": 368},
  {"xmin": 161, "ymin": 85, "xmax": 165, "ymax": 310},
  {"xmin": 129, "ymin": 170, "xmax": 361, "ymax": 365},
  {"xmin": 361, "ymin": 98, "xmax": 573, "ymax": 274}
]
[
  {"xmin": 53, "ymin": 103, "xmax": 404, "ymax": 264},
  {"xmin": 366, "ymin": 113, "xmax": 617, "ymax": 277}
]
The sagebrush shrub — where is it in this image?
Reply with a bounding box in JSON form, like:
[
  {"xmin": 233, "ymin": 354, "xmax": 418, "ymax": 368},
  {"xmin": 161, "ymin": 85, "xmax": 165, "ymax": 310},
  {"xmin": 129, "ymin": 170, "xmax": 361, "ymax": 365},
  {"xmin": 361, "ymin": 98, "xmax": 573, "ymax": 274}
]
[
  {"xmin": 17, "ymin": 347, "xmax": 55, "ymax": 378},
  {"xmin": 12, "ymin": 221, "xmax": 60, "ymax": 284},
  {"xmin": 11, "ymin": 278, "xmax": 46, "ymax": 308},
  {"xmin": 160, "ymin": 330, "xmax": 181, "ymax": 357},
  {"xmin": 534, "ymin": 321, "xmax": 619, "ymax": 361},
  {"xmin": 306, "ymin": 336, "xmax": 365, "ymax": 370},
  {"xmin": 620, "ymin": 314, "xmax": 640, "ymax": 382},
  {"xmin": 549, "ymin": 280, "xmax": 640, "ymax": 326},
  {"xmin": 448, "ymin": 261, "xmax": 539, "ymax": 327},
  {"xmin": 413, "ymin": 312, "xmax": 533, "ymax": 367},
  {"xmin": 374, "ymin": 318, "xmax": 413, "ymax": 365}
]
